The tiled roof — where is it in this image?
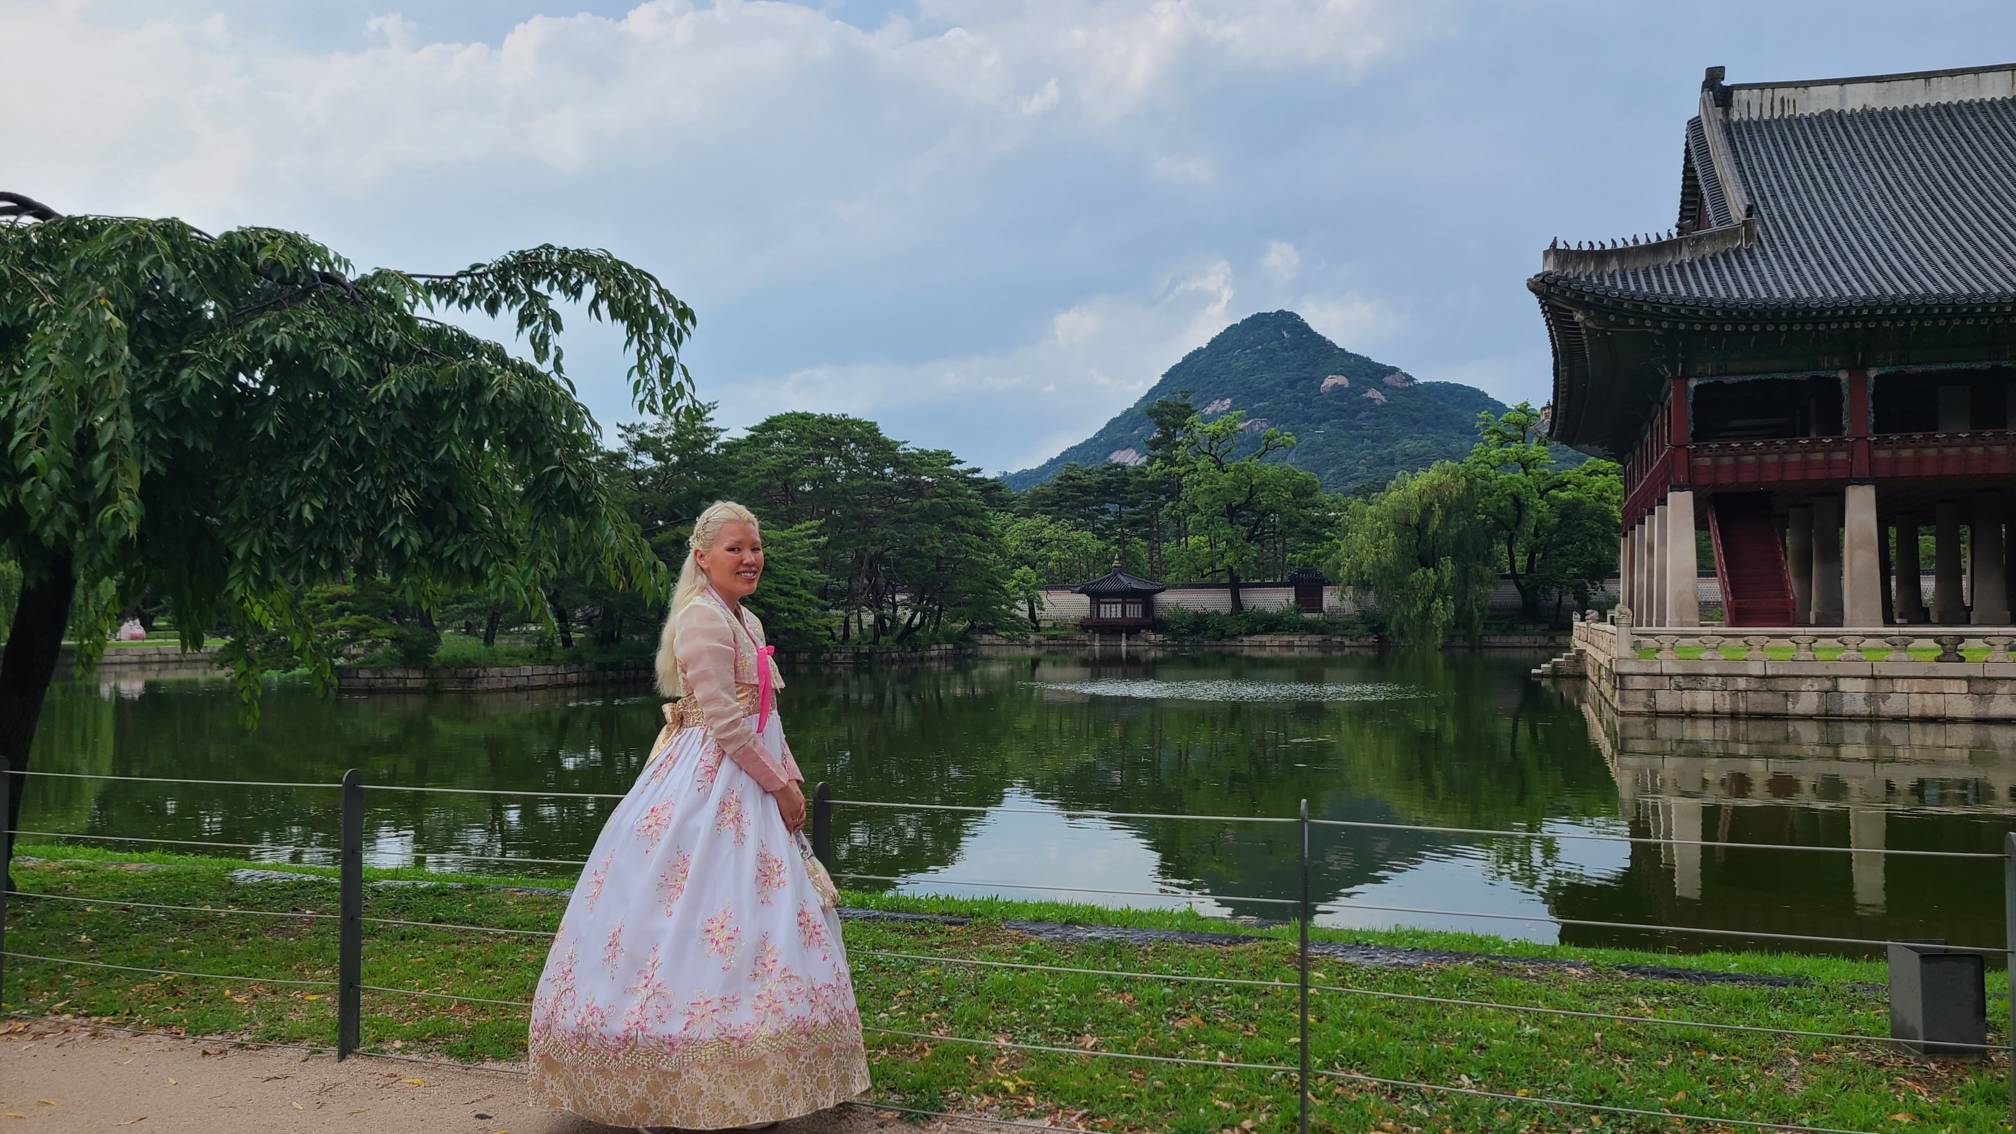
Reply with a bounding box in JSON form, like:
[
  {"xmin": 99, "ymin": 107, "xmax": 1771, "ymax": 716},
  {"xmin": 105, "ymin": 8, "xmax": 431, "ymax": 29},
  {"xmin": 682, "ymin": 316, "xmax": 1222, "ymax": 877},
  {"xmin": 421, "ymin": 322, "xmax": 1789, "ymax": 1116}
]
[
  {"xmin": 1534, "ymin": 70, "xmax": 2016, "ymax": 312},
  {"xmin": 1076, "ymin": 566, "xmax": 1166, "ymax": 596}
]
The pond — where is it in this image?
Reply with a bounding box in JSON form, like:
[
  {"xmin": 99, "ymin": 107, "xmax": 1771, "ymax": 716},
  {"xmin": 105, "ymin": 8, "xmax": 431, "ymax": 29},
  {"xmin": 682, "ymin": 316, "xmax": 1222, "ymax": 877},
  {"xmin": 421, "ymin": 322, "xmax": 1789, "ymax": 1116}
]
[{"xmin": 19, "ymin": 651, "xmax": 2015, "ymax": 953}]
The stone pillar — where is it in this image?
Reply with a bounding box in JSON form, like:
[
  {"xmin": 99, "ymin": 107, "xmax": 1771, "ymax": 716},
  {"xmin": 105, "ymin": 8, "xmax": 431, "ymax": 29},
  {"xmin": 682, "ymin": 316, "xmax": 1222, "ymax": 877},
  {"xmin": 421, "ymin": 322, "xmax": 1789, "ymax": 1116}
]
[
  {"xmin": 1934, "ymin": 500, "xmax": 1966, "ymax": 624},
  {"xmin": 1786, "ymin": 504, "xmax": 1814, "ymax": 625},
  {"xmin": 1810, "ymin": 493, "xmax": 1844, "ymax": 626},
  {"xmin": 1893, "ymin": 512, "xmax": 1927, "ymax": 623},
  {"xmin": 1667, "ymin": 797, "xmax": 1703, "ymax": 902},
  {"xmin": 1970, "ymin": 492, "xmax": 2010, "ymax": 624},
  {"xmin": 1649, "ymin": 502, "xmax": 1668, "ymax": 626},
  {"xmin": 1663, "ymin": 490, "xmax": 1700, "ymax": 626},
  {"xmin": 1877, "ymin": 513, "xmax": 1895, "ymax": 626},
  {"xmin": 1619, "ymin": 526, "xmax": 1636, "ymax": 617},
  {"xmin": 1638, "ymin": 519, "xmax": 1654, "ymax": 622},
  {"xmin": 1850, "ymin": 807, "xmax": 1886, "ymax": 913},
  {"xmin": 1842, "ymin": 484, "xmax": 1884, "ymax": 627}
]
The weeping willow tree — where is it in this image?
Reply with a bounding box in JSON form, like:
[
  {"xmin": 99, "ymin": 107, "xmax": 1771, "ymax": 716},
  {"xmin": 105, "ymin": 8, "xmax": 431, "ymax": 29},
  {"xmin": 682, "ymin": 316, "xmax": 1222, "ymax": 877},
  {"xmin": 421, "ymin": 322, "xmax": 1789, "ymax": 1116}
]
[
  {"xmin": 1331, "ymin": 461, "xmax": 1496, "ymax": 647},
  {"xmin": 0, "ymin": 190, "xmax": 698, "ymax": 874}
]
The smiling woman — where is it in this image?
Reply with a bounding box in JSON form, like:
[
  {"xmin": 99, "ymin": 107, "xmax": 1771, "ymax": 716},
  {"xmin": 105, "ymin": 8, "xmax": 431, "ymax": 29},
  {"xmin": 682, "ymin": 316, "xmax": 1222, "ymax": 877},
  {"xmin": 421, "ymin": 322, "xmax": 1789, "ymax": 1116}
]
[{"xmin": 527, "ymin": 500, "xmax": 871, "ymax": 1129}]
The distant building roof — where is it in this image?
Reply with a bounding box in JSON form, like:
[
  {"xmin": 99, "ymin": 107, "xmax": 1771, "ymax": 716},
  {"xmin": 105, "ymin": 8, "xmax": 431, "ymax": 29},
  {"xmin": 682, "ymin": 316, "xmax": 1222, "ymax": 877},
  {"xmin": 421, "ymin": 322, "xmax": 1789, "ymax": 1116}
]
[
  {"xmin": 1530, "ymin": 63, "xmax": 2016, "ymax": 451},
  {"xmin": 1533, "ymin": 63, "xmax": 2016, "ymax": 310},
  {"xmin": 1075, "ymin": 562, "xmax": 1167, "ymax": 596}
]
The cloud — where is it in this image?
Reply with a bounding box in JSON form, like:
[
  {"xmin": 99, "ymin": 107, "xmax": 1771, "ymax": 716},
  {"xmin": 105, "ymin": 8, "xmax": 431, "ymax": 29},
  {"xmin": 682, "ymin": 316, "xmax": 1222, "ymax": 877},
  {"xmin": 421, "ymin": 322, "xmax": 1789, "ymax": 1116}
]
[
  {"xmin": 4, "ymin": 1, "xmax": 1419, "ymax": 210},
  {"xmin": 1298, "ymin": 293, "xmax": 1399, "ymax": 349},
  {"xmin": 718, "ymin": 251, "xmax": 1402, "ymax": 473},
  {"xmin": 1261, "ymin": 240, "xmax": 1301, "ymax": 282},
  {"xmin": 1, "ymin": 0, "xmax": 1445, "ymax": 474}
]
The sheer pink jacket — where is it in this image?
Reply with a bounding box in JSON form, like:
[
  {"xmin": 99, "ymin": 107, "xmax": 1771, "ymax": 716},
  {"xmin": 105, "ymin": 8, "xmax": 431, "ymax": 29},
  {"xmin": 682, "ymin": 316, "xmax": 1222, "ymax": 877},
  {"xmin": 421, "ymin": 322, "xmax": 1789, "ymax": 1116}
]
[{"xmin": 668, "ymin": 593, "xmax": 804, "ymax": 792}]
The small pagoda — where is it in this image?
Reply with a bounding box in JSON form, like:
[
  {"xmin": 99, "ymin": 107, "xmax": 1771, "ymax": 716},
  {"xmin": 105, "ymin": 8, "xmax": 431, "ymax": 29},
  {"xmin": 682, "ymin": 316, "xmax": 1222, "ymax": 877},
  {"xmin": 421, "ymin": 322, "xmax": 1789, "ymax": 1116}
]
[{"xmin": 1076, "ymin": 561, "xmax": 1165, "ymax": 632}]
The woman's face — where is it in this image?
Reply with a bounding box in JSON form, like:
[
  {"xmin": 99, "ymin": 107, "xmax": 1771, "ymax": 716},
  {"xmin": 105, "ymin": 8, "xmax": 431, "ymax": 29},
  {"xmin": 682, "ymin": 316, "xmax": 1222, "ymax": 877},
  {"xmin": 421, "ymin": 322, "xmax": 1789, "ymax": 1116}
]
[{"xmin": 697, "ymin": 520, "xmax": 763, "ymax": 602}]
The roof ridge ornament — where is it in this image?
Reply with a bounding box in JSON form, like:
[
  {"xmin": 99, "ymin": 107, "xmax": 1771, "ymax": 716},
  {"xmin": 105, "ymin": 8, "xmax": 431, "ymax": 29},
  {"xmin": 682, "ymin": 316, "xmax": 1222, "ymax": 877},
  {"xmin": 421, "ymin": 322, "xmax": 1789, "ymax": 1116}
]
[{"xmin": 1702, "ymin": 65, "xmax": 1732, "ymax": 108}]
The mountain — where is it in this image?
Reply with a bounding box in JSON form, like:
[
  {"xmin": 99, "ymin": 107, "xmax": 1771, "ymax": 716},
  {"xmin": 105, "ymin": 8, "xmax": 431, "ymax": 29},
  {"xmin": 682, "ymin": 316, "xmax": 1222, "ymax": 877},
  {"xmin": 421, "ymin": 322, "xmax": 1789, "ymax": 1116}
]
[{"xmin": 1003, "ymin": 311, "xmax": 1509, "ymax": 493}]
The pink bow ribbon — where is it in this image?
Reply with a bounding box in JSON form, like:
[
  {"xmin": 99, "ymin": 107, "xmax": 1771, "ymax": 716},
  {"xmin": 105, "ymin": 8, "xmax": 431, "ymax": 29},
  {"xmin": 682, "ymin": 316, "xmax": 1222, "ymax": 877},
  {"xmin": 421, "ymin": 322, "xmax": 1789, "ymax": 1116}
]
[{"xmin": 754, "ymin": 644, "xmax": 775, "ymax": 734}]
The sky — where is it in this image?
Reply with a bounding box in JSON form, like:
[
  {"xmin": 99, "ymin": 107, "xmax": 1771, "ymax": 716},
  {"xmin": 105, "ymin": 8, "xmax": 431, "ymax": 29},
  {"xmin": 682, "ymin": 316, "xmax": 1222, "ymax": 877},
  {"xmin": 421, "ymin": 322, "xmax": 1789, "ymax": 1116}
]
[{"xmin": 7, "ymin": 0, "xmax": 2014, "ymax": 474}]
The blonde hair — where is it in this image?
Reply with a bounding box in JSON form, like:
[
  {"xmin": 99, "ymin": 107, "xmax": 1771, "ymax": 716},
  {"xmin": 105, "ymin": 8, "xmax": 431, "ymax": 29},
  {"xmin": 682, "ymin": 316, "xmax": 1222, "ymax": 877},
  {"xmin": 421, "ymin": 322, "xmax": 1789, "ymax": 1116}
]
[{"xmin": 656, "ymin": 500, "xmax": 761, "ymax": 697}]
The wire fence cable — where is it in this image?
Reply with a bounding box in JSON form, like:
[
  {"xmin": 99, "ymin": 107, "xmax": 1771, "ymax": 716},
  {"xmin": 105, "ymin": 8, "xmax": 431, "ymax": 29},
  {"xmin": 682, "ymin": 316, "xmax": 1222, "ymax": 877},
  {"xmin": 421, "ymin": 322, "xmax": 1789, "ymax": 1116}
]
[
  {"xmin": 4, "ymin": 890, "xmax": 338, "ymax": 922},
  {"xmin": 855, "ymin": 948, "xmax": 2016, "ymax": 1053},
  {"xmin": 3, "ymin": 950, "xmax": 337, "ymax": 988}
]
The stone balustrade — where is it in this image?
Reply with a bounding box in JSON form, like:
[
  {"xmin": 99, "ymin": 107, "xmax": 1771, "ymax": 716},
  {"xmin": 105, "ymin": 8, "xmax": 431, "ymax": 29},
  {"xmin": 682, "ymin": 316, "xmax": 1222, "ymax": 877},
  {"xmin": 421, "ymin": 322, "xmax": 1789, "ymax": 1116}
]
[
  {"xmin": 1626, "ymin": 626, "xmax": 2014, "ymax": 665},
  {"xmin": 1560, "ymin": 610, "xmax": 2016, "ymax": 720}
]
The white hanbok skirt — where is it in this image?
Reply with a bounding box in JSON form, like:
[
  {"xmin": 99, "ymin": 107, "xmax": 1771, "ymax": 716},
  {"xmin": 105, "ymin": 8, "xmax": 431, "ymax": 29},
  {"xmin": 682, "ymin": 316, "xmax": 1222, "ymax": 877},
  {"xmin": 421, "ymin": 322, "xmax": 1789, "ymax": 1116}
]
[{"xmin": 529, "ymin": 712, "xmax": 870, "ymax": 1128}]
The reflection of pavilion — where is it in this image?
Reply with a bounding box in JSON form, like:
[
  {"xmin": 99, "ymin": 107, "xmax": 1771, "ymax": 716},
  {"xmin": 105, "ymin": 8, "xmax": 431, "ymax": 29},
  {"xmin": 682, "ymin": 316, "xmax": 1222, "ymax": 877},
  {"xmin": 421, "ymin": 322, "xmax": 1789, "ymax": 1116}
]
[{"xmin": 1579, "ymin": 697, "xmax": 2016, "ymax": 912}]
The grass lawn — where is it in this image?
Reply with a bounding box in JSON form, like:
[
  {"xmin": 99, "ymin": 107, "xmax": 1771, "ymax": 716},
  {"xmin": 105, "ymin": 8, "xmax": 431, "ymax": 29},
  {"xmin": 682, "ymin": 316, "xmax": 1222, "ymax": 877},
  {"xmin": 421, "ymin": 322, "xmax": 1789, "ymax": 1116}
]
[
  {"xmin": 4, "ymin": 846, "xmax": 2007, "ymax": 1133},
  {"xmin": 96, "ymin": 637, "xmax": 223, "ymax": 650},
  {"xmin": 1639, "ymin": 644, "xmax": 1983, "ymax": 662}
]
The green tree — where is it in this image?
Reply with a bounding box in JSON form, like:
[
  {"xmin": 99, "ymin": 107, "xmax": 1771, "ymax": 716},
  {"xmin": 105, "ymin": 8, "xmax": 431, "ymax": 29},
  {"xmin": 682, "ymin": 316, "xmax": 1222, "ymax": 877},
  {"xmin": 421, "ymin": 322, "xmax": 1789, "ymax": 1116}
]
[
  {"xmin": 1019, "ymin": 461, "xmax": 1169, "ymax": 576},
  {"xmin": 1000, "ymin": 514, "xmax": 1108, "ymax": 628},
  {"xmin": 1158, "ymin": 411, "xmax": 1325, "ymax": 610},
  {"xmin": 0, "ymin": 191, "xmax": 695, "ymax": 873},
  {"xmin": 747, "ymin": 520, "xmax": 838, "ymax": 653},
  {"xmin": 722, "ymin": 413, "xmax": 1015, "ymax": 645},
  {"xmin": 1466, "ymin": 403, "xmax": 1622, "ymax": 624},
  {"xmin": 1331, "ymin": 462, "xmax": 1495, "ymax": 647}
]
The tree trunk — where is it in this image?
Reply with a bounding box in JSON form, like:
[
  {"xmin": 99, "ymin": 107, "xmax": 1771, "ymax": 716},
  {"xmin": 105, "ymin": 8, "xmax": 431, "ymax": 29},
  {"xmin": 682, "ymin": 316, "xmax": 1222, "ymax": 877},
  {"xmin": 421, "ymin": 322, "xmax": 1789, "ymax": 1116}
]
[
  {"xmin": 1026, "ymin": 597, "xmax": 1040, "ymax": 631},
  {"xmin": 1228, "ymin": 566, "xmax": 1245, "ymax": 613},
  {"xmin": 482, "ymin": 607, "xmax": 503, "ymax": 648},
  {"xmin": 551, "ymin": 597, "xmax": 575, "ymax": 650},
  {"xmin": 417, "ymin": 607, "xmax": 437, "ymax": 633},
  {"xmin": 3, "ymin": 555, "xmax": 77, "ymax": 885}
]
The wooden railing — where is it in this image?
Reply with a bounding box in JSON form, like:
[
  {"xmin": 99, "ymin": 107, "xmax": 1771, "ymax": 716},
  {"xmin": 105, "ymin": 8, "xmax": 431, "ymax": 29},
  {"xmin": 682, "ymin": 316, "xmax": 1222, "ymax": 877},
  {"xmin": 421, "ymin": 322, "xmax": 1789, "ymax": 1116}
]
[
  {"xmin": 1667, "ymin": 430, "xmax": 2016, "ymax": 495},
  {"xmin": 1688, "ymin": 436, "xmax": 1852, "ymax": 489},
  {"xmin": 1870, "ymin": 429, "xmax": 2016, "ymax": 479}
]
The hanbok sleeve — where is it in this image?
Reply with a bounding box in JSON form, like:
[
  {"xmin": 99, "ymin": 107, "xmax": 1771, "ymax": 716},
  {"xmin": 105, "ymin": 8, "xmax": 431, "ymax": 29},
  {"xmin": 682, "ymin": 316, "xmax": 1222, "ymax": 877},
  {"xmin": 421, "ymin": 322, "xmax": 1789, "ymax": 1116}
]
[
  {"xmin": 778, "ymin": 736, "xmax": 805, "ymax": 785},
  {"xmin": 674, "ymin": 602, "xmax": 788, "ymax": 793}
]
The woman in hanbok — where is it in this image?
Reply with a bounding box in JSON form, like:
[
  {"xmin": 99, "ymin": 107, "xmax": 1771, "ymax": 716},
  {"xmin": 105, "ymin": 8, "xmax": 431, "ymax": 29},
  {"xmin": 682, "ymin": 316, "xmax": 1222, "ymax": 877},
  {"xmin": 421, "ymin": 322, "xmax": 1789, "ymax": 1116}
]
[{"xmin": 530, "ymin": 501, "xmax": 870, "ymax": 1130}]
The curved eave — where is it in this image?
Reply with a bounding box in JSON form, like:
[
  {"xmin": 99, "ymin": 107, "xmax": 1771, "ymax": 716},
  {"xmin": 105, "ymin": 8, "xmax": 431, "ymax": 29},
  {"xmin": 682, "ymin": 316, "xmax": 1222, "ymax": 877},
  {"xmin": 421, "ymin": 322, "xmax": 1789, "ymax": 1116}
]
[
  {"xmin": 1527, "ymin": 273, "xmax": 2016, "ymax": 454},
  {"xmin": 1529, "ymin": 274, "xmax": 2016, "ymax": 320},
  {"xmin": 1528, "ymin": 279, "xmax": 1605, "ymax": 456}
]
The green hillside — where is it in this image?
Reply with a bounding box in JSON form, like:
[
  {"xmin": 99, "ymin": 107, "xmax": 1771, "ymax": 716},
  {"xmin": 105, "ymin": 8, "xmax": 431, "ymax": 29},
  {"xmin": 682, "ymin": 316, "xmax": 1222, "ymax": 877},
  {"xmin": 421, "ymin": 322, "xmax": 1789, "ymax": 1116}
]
[{"xmin": 1004, "ymin": 311, "xmax": 1509, "ymax": 493}]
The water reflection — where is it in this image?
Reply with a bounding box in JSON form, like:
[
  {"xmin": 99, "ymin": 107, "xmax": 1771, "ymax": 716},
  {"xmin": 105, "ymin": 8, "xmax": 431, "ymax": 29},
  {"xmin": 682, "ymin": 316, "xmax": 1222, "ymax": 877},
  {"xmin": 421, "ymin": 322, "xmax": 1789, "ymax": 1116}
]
[
  {"xmin": 850, "ymin": 788, "xmax": 1238, "ymax": 918},
  {"xmin": 1564, "ymin": 702, "xmax": 2016, "ymax": 952},
  {"xmin": 18, "ymin": 653, "xmax": 2016, "ymax": 952}
]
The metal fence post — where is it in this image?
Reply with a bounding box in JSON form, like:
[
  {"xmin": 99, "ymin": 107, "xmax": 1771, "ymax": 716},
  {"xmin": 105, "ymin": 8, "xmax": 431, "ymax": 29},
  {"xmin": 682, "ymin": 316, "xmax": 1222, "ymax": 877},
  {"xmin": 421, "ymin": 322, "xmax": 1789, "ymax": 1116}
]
[
  {"xmin": 1298, "ymin": 798, "xmax": 1311, "ymax": 1134},
  {"xmin": 811, "ymin": 782, "xmax": 833, "ymax": 870},
  {"xmin": 338, "ymin": 769, "xmax": 363, "ymax": 1060},
  {"xmin": 0, "ymin": 763, "xmax": 9, "ymax": 1013},
  {"xmin": 2004, "ymin": 832, "xmax": 2015, "ymax": 1130}
]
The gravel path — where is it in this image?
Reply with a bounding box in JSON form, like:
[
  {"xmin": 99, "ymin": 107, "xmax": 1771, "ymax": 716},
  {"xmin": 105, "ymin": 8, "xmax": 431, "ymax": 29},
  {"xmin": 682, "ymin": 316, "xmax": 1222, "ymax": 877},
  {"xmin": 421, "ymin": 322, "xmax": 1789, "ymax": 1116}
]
[{"xmin": 0, "ymin": 1019, "xmax": 994, "ymax": 1134}]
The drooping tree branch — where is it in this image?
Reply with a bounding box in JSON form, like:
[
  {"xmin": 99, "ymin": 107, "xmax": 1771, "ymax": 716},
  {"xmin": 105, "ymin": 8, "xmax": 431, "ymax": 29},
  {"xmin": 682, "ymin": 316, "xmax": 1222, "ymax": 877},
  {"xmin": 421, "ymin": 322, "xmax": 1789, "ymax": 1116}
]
[{"xmin": 0, "ymin": 192, "xmax": 61, "ymax": 222}]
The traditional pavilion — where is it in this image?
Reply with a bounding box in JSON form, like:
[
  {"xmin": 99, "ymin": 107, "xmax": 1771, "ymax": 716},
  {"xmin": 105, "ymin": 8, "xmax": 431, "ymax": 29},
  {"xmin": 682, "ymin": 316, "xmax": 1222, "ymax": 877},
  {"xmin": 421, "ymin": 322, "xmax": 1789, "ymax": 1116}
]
[
  {"xmin": 1532, "ymin": 64, "xmax": 2016, "ymax": 628},
  {"xmin": 1075, "ymin": 561, "xmax": 1165, "ymax": 632}
]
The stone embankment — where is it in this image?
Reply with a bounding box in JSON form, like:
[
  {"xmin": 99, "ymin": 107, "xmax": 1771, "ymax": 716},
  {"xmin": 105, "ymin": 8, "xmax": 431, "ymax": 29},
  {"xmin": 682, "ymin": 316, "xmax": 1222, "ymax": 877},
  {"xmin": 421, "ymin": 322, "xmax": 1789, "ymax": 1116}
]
[
  {"xmin": 336, "ymin": 663, "xmax": 650, "ymax": 693},
  {"xmin": 1553, "ymin": 611, "xmax": 2016, "ymax": 720}
]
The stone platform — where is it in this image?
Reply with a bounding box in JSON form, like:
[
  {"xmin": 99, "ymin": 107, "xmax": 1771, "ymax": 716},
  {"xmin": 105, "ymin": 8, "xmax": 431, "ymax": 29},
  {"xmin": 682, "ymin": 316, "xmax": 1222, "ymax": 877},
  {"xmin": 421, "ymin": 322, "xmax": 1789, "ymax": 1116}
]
[{"xmin": 1560, "ymin": 612, "xmax": 2016, "ymax": 720}]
